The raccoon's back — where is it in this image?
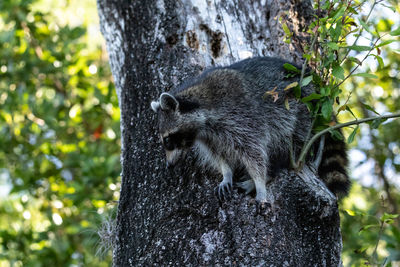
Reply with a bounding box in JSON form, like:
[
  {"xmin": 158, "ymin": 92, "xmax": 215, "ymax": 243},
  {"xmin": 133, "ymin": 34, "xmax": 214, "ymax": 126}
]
[
  {"xmin": 228, "ymin": 57, "xmax": 315, "ymax": 97},
  {"xmin": 173, "ymin": 57, "xmax": 312, "ymax": 107}
]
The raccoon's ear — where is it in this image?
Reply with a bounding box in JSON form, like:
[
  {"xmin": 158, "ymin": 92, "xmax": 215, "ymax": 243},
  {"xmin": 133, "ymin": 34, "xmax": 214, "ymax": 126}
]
[
  {"xmin": 151, "ymin": 101, "xmax": 160, "ymax": 112},
  {"xmin": 160, "ymin": 93, "xmax": 179, "ymax": 112}
]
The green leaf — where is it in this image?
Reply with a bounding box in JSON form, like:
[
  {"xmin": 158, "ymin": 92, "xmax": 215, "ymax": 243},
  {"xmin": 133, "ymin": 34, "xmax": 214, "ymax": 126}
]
[
  {"xmin": 283, "ymin": 63, "xmax": 300, "ymax": 73},
  {"xmin": 359, "ymin": 224, "xmax": 379, "ymax": 233},
  {"xmin": 358, "ymin": 19, "xmax": 372, "ymax": 34},
  {"xmin": 327, "ymin": 42, "xmax": 339, "ymax": 50},
  {"xmin": 347, "ymin": 6, "xmax": 358, "ymax": 15},
  {"xmin": 293, "ymin": 85, "xmax": 301, "ymax": 99},
  {"xmin": 345, "ymin": 106, "xmax": 357, "ymax": 119},
  {"xmin": 282, "ymin": 23, "xmax": 291, "ymax": 36},
  {"xmin": 320, "ymin": 87, "xmax": 331, "ymax": 97},
  {"xmin": 332, "ymin": 62, "xmax": 345, "ymax": 80},
  {"xmin": 346, "ymin": 45, "xmax": 371, "ymax": 52},
  {"xmin": 301, "ymin": 93, "xmax": 322, "ymax": 103},
  {"xmin": 352, "ymin": 73, "xmax": 378, "ymax": 79},
  {"xmin": 370, "ymin": 118, "xmax": 387, "ymax": 129},
  {"xmin": 331, "ymin": 5, "xmax": 346, "ymax": 20},
  {"xmin": 389, "ymin": 26, "xmax": 400, "ymax": 36},
  {"xmin": 347, "ymin": 56, "xmax": 362, "ymax": 65},
  {"xmin": 321, "ymin": 99, "xmax": 333, "ymax": 120},
  {"xmin": 372, "ymin": 55, "xmax": 384, "ymax": 69},
  {"xmin": 330, "ymin": 129, "xmax": 343, "ymax": 140},
  {"xmin": 284, "ymin": 38, "xmax": 291, "ymax": 44},
  {"xmin": 347, "ymin": 125, "xmax": 359, "ymax": 144},
  {"xmin": 303, "ymin": 53, "xmax": 312, "ymax": 60},
  {"xmin": 381, "ymin": 213, "xmax": 399, "ymax": 224},
  {"xmin": 301, "ymin": 75, "xmax": 313, "ymax": 87},
  {"xmin": 345, "ymin": 209, "xmax": 366, "ymax": 217},
  {"xmin": 345, "ymin": 209, "xmax": 356, "ymax": 216},
  {"xmin": 332, "ymin": 24, "xmax": 343, "ymax": 42},
  {"xmin": 376, "ymin": 40, "xmax": 396, "ymax": 48},
  {"xmin": 362, "ymin": 103, "xmax": 380, "ymax": 115}
]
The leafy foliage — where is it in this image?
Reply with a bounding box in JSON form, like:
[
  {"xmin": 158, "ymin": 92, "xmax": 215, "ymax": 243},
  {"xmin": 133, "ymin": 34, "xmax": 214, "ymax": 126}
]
[
  {"xmin": 282, "ymin": 0, "xmax": 400, "ymax": 265},
  {"xmin": 299, "ymin": 0, "xmax": 400, "ymax": 135},
  {"xmin": 0, "ymin": 0, "xmax": 120, "ymax": 265}
]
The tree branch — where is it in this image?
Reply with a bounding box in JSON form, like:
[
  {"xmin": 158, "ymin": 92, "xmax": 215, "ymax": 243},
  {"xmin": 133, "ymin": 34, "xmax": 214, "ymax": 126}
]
[
  {"xmin": 296, "ymin": 112, "xmax": 400, "ymax": 167},
  {"xmin": 333, "ymin": 35, "xmax": 382, "ymax": 91},
  {"xmin": 340, "ymin": 0, "xmax": 378, "ymax": 64}
]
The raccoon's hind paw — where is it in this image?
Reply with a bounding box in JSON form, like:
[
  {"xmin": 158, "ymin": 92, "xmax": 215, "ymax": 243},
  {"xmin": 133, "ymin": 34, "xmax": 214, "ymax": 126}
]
[{"xmin": 214, "ymin": 181, "xmax": 232, "ymax": 202}]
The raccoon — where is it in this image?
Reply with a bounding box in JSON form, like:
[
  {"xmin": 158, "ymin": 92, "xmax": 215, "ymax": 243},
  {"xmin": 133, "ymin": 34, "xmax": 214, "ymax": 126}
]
[{"xmin": 151, "ymin": 57, "xmax": 350, "ymax": 204}]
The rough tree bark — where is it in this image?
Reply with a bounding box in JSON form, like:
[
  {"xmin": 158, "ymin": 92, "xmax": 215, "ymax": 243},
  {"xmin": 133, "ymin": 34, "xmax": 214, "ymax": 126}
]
[{"xmin": 98, "ymin": 0, "xmax": 343, "ymax": 266}]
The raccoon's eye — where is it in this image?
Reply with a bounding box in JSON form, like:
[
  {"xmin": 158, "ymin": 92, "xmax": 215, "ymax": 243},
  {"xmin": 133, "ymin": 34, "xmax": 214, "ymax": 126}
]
[{"xmin": 163, "ymin": 136, "xmax": 175, "ymax": 151}]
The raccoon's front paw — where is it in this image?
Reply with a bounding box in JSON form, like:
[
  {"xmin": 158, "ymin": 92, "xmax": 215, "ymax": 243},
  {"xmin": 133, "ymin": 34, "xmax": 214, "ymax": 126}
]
[{"xmin": 214, "ymin": 181, "xmax": 232, "ymax": 202}]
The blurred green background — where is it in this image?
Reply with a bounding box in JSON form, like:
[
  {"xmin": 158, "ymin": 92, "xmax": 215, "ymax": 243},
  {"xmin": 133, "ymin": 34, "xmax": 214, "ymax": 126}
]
[
  {"xmin": 0, "ymin": 0, "xmax": 120, "ymax": 266},
  {"xmin": 0, "ymin": 0, "xmax": 399, "ymax": 266}
]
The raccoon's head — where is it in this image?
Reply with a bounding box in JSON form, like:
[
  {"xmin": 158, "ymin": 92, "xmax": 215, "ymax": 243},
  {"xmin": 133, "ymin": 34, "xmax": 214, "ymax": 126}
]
[{"xmin": 151, "ymin": 92, "xmax": 203, "ymax": 168}]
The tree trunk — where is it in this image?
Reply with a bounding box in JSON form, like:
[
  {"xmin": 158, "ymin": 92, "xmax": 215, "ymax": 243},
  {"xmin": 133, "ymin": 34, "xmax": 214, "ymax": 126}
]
[{"xmin": 97, "ymin": 0, "xmax": 343, "ymax": 266}]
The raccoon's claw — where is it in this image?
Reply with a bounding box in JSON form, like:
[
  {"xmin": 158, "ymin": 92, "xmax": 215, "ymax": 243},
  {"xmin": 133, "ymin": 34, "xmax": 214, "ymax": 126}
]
[
  {"xmin": 215, "ymin": 181, "xmax": 232, "ymax": 201},
  {"xmin": 256, "ymin": 200, "xmax": 270, "ymax": 216}
]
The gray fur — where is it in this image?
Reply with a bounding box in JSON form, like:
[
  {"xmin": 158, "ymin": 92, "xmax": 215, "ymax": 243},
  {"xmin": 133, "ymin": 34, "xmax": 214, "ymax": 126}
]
[{"xmin": 151, "ymin": 57, "xmax": 348, "ymax": 203}]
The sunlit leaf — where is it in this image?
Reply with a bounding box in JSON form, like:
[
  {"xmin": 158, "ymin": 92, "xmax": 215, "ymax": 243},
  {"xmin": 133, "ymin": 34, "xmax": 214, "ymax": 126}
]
[{"xmin": 345, "ymin": 209, "xmax": 356, "ymax": 216}]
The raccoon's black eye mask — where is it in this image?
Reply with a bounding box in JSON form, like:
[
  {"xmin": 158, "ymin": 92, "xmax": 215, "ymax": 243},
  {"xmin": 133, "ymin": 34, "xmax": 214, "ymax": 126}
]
[
  {"xmin": 162, "ymin": 136, "xmax": 175, "ymax": 151},
  {"xmin": 162, "ymin": 130, "xmax": 197, "ymax": 150}
]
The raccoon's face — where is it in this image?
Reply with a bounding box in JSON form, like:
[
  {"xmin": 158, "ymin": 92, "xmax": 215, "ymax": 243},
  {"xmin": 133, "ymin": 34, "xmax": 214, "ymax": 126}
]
[{"xmin": 151, "ymin": 93, "xmax": 202, "ymax": 167}]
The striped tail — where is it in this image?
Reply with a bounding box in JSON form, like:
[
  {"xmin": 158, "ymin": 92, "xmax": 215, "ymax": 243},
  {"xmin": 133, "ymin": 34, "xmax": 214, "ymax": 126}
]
[{"xmin": 317, "ymin": 133, "xmax": 351, "ymax": 198}]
